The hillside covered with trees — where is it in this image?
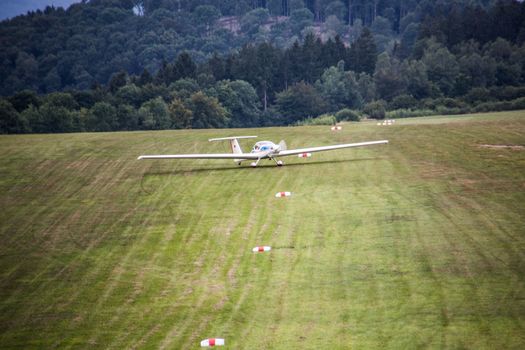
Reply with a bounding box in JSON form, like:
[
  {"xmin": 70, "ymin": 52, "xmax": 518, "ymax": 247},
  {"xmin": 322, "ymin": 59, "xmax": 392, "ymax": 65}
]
[{"xmin": 1, "ymin": 0, "xmax": 525, "ymax": 133}]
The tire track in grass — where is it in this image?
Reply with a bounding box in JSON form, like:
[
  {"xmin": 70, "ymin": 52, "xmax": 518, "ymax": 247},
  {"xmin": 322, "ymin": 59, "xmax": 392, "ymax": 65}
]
[
  {"xmin": 104, "ymin": 223, "xmax": 179, "ymax": 350},
  {"xmin": 0, "ymin": 156, "xmax": 131, "ymax": 344},
  {"xmin": 436, "ymin": 194, "xmax": 496, "ymax": 274},
  {"xmin": 83, "ymin": 164, "xmax": 202, "ymax": 347},
  {"xmin": 122, "ymin": 211, "xmax": 229, "ymax": 348},
  {"xmin": 83, "ymin": 228, "xmax": 164, "ymax": 346},
  {"xmin": 154, "ymin": 142, "xmax": 290, "ymax": 344},
  {"xmin": 345, "ymin": 144, "xmax": 424, "ymax": 348},
  {"xmin": 1, "ymin": 152, "xmax": 97, "ymax": 259},
  {"xmin": 196, "ymin": 169, "xmax": 287, "ymax": 349},
  {"xmin": 170, "ymin": 169, "xmax": 275, "ymax": 349},
  {"xmin": 111, "ymin": 166, "xmax": 236, "ymax": 348},
  {"xmin": 102, "ymin": 225, "xmax": 182, "ymax": 349},
  {"xmin": 0, "ymin": 156, "xmax": 88, "ymax": 340},
  {"xmin": 220, "ymin": 203, "xmax": 278, "ymax": 344},
  {"xmin": 124, "ymin": 209, "xmax": 210, "ymax": 350},
  {"xmin": 0, "ymin": 133, "xmax": 192, "ymax": 344},
  {"xmin": 235, "ymin": 169, "xmax": 305, "ymax": 349},
  {"xmin": 156, "ymin": 169, "xmax": 246, "ymax": 349},
  {"xmin": 266, "ymin": 219, "xmax": 305, "ymax": 348},
  {"xmin": 27, "ymin": 156, "xmax": 133, "ymax": 256},
  {"xmin": 456, "ymin": 195, "xmax": 525, "ymax": 272},
  {"xmin": 432, "ymin": 193, "xmax": 524, "ymax": 344},
  {"xmin": 392, "ymin": 128, "xmax": 458, "ymax": 347},
  {"xmin": 343, "ymin": 156, "xmax": 392, "ymax": 348},
  {"xmin": 391, "ymin": 124, "xmax": 523, "ymax": 347},
  {"xmin": 273, "ymin": 151, "xmax": 372, "ymax": 348},
  {"xmin": 411, "ymin": 209, "xmax": 449, "ymax": 349},
  {"xmin": 89, "ymin": 166, "xmax": 209, "ymax": 346},
  {"xmin": 159, "ymin": 245, "xmax": 220, "ymax": 349},
  {"xmin": 56, "ymin": 206, "xmax": 139, "ymax": 310},
  {"xmin": 157, "ymin": 257, "xmax": 219, "ymax": 348},
  {"xmin": 416, "ymin": 191, "xmax": 488, "ymax": 346},
  {"xmin": 156, "ymin": 269, "xmax": 218, "ymax": 348},
  {"xmin": 54, "ymin": 159, "xmax": 166, "ymax": 302},
  {"xmin": 378, "ymin": 186, "xmax": 415, "ymax": 348}
]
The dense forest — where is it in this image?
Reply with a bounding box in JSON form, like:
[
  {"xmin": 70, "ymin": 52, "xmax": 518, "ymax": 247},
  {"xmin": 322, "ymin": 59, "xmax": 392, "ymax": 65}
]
[{"xmin": 1, "ymin": 0, "xmax": 525, "ymax": 133}]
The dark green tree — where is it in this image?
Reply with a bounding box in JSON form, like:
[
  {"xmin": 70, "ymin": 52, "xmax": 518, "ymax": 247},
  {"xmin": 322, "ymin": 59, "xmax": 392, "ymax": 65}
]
[
  {"xmin": 208, "ymin": 53, "xmax": 226, "ymax": 81},
  {"xmin": 87, "ymin": 102, "xmax": 119, "ymax": 131},
  {"xmin": 188, "ymin": 92, "xmax": 229, "ymax": 129},
  {"xmin": 39, "ymin": 102, "xmax": 75, "ymax": 133},
  {"xmin": 349, "ymin": 27, "xmax": 377, "ymax": 75},
  {"xmin": 241, "ymin": 8, "xmax": 270, "ymax": 37},
  {"xmin": 275, "ymin": 82, "xmax": 326, "ymax": 123},
  {"xmin": 138, "ymin": 69, "xmax": 153, "ymax": 86},
  {"xmin": 43, "ymin": 92, "xmax": 79, "ymax": 110},
  {"xmin": 316, "ymin": 61, "xmax": 362, "ymax": 111},
  {"xmin": 21, "ymin": 105, "xmax": 43, "ymax": 133},
  {"xmin": 363, "ymin": 100, "xmax": 386, "ymax": 119},
  {"xmin": 193, "ymin": 5, "xmax": 221, "ymax": 35},
  {"xmin": 300, "ymin": 33, "xmax": 324, "ymax": 83},
  {"xmin": 211, "ymin": 80, "xmax": 261, "ymax": 127},
  {"xmin": 325, "ymin": 1, "xmax": 346, "ymax": 21},
  {"xmin": 290, "ymin": 8, "xmax": 314, "ymax": 34},
  {"xmin": 108, "ymin": 71, "xmax": 128, "ymax": 93},
  {"xmin": 174, "ymin": 52, "xmax": 197, "ymax": 80},
  {"xmin": 8, "ymin": 90, "xmax": 40, "ymax": 113},
  {"xmin": 0, "ymin": 99, "xmax": 27, "ymax": 133},
  {"xmin": 401, "ymin": 60, "xmax": 435, "ymax": 99},
  {"xmin": 356, "ymin": 73, "xmax": 376, "ymax": 103},
  {"xmin": 168, "ymin": 97, "xmax": 193, "ymax": 129},
  {"xmin": 422, "ymin": 40, "xmax": 460, "ymax": 96},
  {"xmin": 374, "ymin": 52, "xmax": 406, "ymax": 101},
  {"xmin": 169, "ymin": 78, "xmax": 200, "ymax": 99},
  {"xmin": 115, "ymin": 84, "xmax": 144, "ymax": 108},
  {"xmin": 117, "ymin": 104, "xmax": 140, "ymax": 130},
  {"xmin": 138, "ymin": 97, "xmax": 171, "ymax": 130}
]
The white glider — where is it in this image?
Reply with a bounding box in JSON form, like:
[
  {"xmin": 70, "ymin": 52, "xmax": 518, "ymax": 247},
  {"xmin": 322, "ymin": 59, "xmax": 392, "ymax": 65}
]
[{"xmin": 137, "ymin": 135, "xmax": 388, "ymax": 167}]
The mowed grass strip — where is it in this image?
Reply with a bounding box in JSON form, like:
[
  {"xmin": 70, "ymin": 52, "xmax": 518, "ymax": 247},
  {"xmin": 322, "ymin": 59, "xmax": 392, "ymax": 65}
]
[{"xmin": 0, "ymin": 110, "xmax": 524, "ymax": 349}]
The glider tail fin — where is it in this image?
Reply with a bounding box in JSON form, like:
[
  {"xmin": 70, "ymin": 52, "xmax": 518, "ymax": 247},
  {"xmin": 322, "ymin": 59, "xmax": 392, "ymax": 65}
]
[
  {"xmin": 231, "ymin": 139, "xmax": 244, "ymax": 164},
  {"xmin": 209, "ymin": 135, "xmax": 257, "ymax": 164},
  {"xmin": 279, "ymin": 140, "xmax": 287, "ymax": 151},
  {"xmin": 230, "ymin": 138, "xmax": 243, "ymax": 154}
]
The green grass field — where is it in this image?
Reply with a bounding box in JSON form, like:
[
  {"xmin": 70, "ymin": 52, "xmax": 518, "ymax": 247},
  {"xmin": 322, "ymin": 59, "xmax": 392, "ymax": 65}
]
[{"xmin": 1, "ymin": 110, "xmax": 524, "ymax": 349}]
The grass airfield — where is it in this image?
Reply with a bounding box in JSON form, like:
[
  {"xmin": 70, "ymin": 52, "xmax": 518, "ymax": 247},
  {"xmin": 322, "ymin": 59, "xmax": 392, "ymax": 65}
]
[{"xmin": 0, "ymin": 111, "xmax": 524, "ymax": 349}]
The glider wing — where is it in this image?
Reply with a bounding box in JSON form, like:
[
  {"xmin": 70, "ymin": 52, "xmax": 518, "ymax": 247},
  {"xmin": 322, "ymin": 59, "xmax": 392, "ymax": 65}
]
[
  {"xmin": 137, "ymin": 153, "xmax": 260, "ymax": 160},
  {"xmin": 275, "ymin": 140, "xmax": 388, "ymax": 157}
]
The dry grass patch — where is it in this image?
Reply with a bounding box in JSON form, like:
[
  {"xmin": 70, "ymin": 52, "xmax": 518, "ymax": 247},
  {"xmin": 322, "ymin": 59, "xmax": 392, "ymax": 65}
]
[{"xmin": 478, "ymin": 144, "xmax": 525, "ymax": 150}]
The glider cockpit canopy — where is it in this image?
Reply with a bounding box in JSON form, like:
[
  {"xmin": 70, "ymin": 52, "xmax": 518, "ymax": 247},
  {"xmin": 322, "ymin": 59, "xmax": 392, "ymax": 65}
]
[{"xmin": 252, "ymin": 141, "xmax": 277, "ymax": 153}]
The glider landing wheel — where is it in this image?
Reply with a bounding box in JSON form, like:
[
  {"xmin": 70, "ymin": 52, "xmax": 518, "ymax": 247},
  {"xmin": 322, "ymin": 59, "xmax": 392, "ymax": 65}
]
[
  {"xmin": 250, "ymin": 162, "xmax": 257, "ymax": 167},
  {"xmin": 277, "ymin": 160, "xmax": 284, "ymax": 166}
]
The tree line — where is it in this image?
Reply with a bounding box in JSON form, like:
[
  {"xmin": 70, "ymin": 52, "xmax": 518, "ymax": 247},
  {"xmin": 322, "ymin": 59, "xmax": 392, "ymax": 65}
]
[
  {"xmin": 3, "ymin": 0, "xmax": 521, "ymax": 96},
  {"xmin": 2, "ymin": 28, "xmax": 525, "ymax": 133},
  {"xmin": 1, "ymin": 0, "xmax": 525, "ymax": 133}
]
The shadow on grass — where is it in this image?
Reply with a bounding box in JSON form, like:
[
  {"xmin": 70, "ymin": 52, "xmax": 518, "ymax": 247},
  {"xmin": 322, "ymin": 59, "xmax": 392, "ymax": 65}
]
[
  {"xmin": 142, "ymin": 157, "xmax": 381, "ymax": 176},
  {"xmin": 138, "ymin": 157, "xmax": 382, "ymax": 195}
]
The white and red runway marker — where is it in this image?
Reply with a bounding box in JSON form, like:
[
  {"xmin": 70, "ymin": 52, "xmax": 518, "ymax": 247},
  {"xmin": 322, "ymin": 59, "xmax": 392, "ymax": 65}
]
[
  {"xmin": 252, "ymin": 246, "xmax": 272, "ymax": 253},
  {"xmin": 201, "ymin": 338, "xmax": 225, "ymax": 347},
  {"xmin": 275, "ymin": 191, "xmax": 292, "ymax": 198},
  {"xmin": 297, "ymin": 152, "xmax": 312, "ymax": 158}
]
